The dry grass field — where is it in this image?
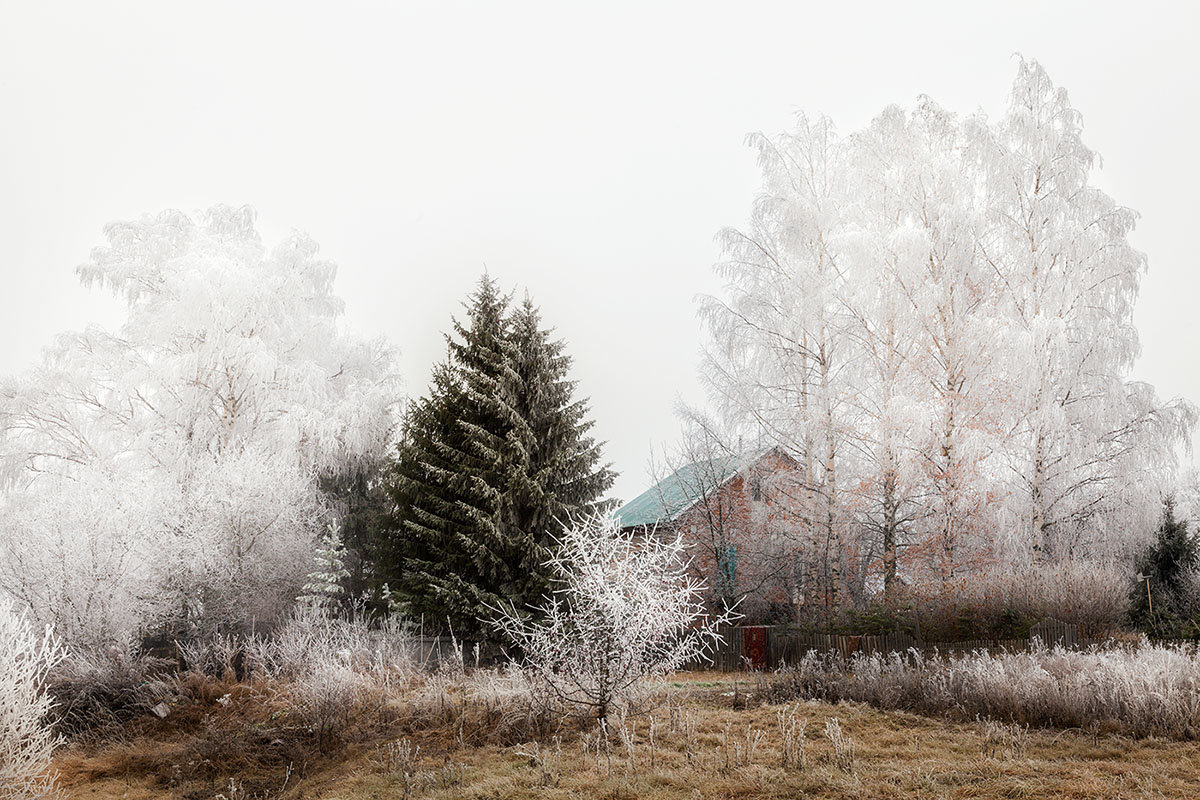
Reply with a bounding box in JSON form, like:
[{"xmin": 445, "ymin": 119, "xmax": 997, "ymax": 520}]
[{"xmin": 52, "ymin": 672, "xmax": 1200, "ymax": 800}]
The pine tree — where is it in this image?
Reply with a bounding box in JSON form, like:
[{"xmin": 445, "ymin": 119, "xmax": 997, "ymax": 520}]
[
  {"xmin": 377, "ymin": 277, "xmax": 614, "ymax": 637},
  {"xmin": 300, "ymin": 520, "xmax": 351, "ymax": 614}
]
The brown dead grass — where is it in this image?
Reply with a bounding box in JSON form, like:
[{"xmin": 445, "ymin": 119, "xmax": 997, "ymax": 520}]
[{"xmin": 54, "ymin": 671, "xmax": 1200, "ymax": 800}]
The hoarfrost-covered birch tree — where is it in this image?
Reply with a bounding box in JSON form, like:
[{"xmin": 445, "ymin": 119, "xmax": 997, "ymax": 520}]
[
  {"xmin": 979, "ymin": 59, "xmax": 1195, "ymax": 562},
  {"xmin": 0, "ymin": 206, "xmax": 400, "ymax": 650},
  {"xmin": 702, "ymin": 59, "xmax": 1193, "ymax": 603},
  {"xmin": 488, "ymin": 513, "xmax": 737, "ymax": 722},
  {"xmin": 883, "ymin": 97, "xmax": 1006, "ymax": 579},
  {"xmin": 837, "ymin": 105, "xmax": 934, "ymax": 594},
  {"xmin": 702, "ymin": 114, "xmax": 859, "ymax": 610}
]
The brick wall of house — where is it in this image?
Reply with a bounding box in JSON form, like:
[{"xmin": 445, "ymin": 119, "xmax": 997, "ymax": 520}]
[{"xmin": 667, "ymin": 449, "xmax": 804, "ymax": 624}]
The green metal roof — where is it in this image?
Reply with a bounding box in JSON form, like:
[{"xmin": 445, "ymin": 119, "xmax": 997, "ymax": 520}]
[{"xmin": 614, "ymin": 452, "xmax": 754, "ymax": 530}]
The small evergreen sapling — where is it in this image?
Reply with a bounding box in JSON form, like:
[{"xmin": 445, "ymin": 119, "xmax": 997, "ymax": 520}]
[
  {"xmin": 301, "ymin": 521, "xmax": 351, "ymax": 614},
  {"xmin": 1132, "ymin": 498, "xmax": 1200, "ymax": 636},
  {"xmin": 488, "ymin": 513, "xmax": 738, "ymax": 722}
]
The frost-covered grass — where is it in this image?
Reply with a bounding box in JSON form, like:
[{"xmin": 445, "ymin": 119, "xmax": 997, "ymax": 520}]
[
  {"xmin": 766, "ymin": 640, "xmax": 1200, "ymax": 738},
  {"xmin": 50, "ymin": 671, "xmax": 1200, "ymax": 800},
  {"xmin": 40, "ymin": 615, "xmax": 1200, "ymax": 799},
  {"xmin": 45, "ymin": 611, "xmax": 556, "ymax": 798}
]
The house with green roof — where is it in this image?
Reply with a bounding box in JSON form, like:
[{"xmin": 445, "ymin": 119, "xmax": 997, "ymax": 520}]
[{"xmin": 614, "ymin": 447, "xmax": 804, "ymax": 624}]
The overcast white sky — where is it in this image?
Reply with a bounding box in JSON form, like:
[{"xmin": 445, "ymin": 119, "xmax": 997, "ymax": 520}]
[{"xmin": 2, "ymin": 1, "xmax": 1197, "ymax": 502}]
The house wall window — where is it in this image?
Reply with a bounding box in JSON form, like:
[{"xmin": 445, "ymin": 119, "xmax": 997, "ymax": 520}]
[{"xmin": 718, "ymin": 543, "xmax": 738, "ymax": 596}]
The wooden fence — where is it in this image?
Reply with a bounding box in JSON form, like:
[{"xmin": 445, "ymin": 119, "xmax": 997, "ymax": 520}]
[
  {"xmin": 146, "ymin": 617, "xmax": 1086, "ymax": 676},
  {"xmin": 692, "ymin": 618, "xmax": 1083, "ymax": 672}
]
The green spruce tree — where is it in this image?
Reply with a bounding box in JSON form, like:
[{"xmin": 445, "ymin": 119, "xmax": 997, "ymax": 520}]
[
  {"xmin": 503, "ymin": 297, "xmax": 615, "ymax": 606},
  {"xmin": 318, "ymin": 464, "xmax": 391, "ymax": 604},
  {"xmin": 1132, "ymin": 497, "xmax": 1200, "ymax": 637},
  {"xmin": 377, "ymin": 277, "xmax": 614, "ymax": 637}
]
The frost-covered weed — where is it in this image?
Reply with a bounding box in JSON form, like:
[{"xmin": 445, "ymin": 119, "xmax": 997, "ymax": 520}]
[
  {"xmin": 515, "ymin": 736, "xmax": 562, "ymax": 786},
  {"xmin": 823, "ymin": 717, "xmax": 855, "ymax": 774},
  {"xmin": 243, "ymin": 608, "xmax": 419, "ymax": 684},
  {"xmin": 777, "ymin": 704, "xmax": 807, "ymax": 770},
  {"xmin": 0, "ymin": 597, "xmax": 65, "ymax": 799},
  {"xmin": 979, "ymin": 716, "xmax": 1029, "ymax": 760},
  {"xmin": 769, "ymin": 641, "xmax": 1200, "ymax": 738}
]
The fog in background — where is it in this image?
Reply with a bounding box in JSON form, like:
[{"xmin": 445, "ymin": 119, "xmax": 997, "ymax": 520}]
[{"xmin": 2, "ymin": 1, "xmax": 1197, "ymax": 501}]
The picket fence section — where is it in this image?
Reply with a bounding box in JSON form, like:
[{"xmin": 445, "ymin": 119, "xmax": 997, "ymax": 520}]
[{"xmin": 688, "ymin": 618, "xmax": 1083, "ymax": 672}]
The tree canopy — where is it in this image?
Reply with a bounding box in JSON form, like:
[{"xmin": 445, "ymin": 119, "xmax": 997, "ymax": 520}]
[{"xmin": 0, "ymin": 206, "xmax": 399, "ymax": 649}]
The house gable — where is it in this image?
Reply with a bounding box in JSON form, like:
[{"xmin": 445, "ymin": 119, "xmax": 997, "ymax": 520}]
[{"xmin": 614, "ymin": 447, "xmax": 796, "ymax": 531}]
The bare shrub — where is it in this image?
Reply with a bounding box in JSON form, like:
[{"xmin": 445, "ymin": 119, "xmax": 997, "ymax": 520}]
[
  {"xmin": 1, "ymin": 597, "xmax": 66, "ymax": 799},
  {"xmin": 894, "ymin": 563, "xmax": 1128, "ymax": 639}
]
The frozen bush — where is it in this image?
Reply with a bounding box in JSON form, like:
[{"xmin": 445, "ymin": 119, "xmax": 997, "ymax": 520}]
[
  {"xmin": 243, "ymin": 608, "xmax": 419, "ymax": 683},
  {"xmin": 291, "ymin": 651, "xmax": 372, "ymax": 748},
  {"xmin": 489, "ymin": 513, "xmax": 737, "ymax": 722},
  {"xmin": 271, "ymin": 611, "xmax": 425, "ymax": 741},
  {"xmin": 890, "ymin": 562, "xmax": 1129, "ymax": 639},
  {"xmin": 1, "ymin": 597, "xmax": 66, "ymax": 799},
  {"xmin": 48, "ymin": 649, "xmax": 172, "ymax": 742}
]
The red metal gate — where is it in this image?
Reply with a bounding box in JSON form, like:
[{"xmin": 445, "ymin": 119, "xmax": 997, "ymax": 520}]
[{"xmin": 742, "ymin": 625, "xmax": 768, "ymax": 669}]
